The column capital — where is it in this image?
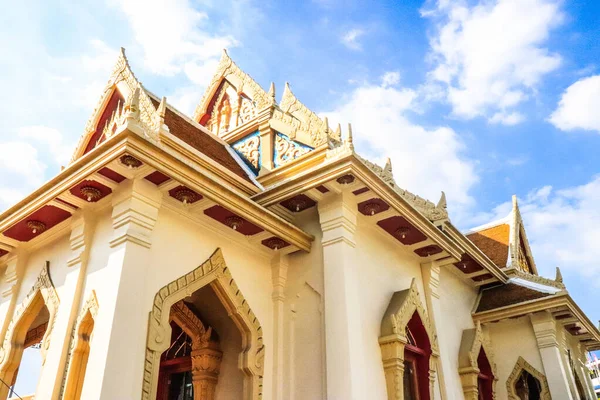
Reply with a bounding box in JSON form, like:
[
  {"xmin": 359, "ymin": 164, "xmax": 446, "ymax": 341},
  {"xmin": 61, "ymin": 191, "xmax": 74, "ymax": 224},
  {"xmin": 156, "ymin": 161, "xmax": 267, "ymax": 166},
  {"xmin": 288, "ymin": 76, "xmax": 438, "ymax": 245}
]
[
  {"xmin": 110, "ymin": 178, "xmax": 162, "ymax": 249},
  {"xmin": 318, "ymin": 192, "xmax": 357, "ymax": 247},
  {"xmin": 67, "ymin": 211, "xmax": 95, "ymax": 267},
  {"xmin": 531, "ymin": 311, "xmax": 559, "ymax": 349},
  {"xmin": 1, "ymin": 253, "xmax": 26, "ymax": 298}
]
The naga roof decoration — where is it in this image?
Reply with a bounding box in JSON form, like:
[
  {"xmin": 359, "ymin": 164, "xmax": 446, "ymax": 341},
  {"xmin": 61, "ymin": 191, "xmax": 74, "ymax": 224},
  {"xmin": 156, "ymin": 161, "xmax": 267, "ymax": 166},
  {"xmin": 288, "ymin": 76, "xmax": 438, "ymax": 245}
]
[{"xmin": 354, "ymin": 154, "xmax": 449, "ymax": 222}]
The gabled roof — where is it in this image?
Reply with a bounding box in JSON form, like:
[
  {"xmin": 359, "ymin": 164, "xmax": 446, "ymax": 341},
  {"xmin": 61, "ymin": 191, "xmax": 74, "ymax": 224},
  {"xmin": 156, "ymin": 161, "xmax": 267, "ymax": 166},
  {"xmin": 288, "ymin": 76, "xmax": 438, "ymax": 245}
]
[
  {"xmin": 466, "ymin": 195, "xmax": 537, "ymax": 274},
  {"xmin": 70, "ymin": 48, "xmax": 258, "ymax": 188},
  {"xmin": 145, "ymin": 93, "xmax": 258, "ymax": 186}
]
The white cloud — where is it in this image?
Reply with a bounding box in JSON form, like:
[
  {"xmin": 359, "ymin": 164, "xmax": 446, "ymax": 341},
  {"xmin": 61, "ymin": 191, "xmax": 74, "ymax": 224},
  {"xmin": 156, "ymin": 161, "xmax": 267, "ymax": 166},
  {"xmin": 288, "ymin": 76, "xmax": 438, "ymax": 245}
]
[
  {"xmin": 18, "ymin": 126, "xmax": 73, "ymax": 167},
  {"xmin": 112, "ymin": 0, "xmax": 238, "ymax": 80},
  {"xmin": 341, "ymin": 28, "xmax": 366, "ymax": 51},
  {"xmin": 323, "ymin": 72, "xmax": 478, "ymax": 210},
  {"xmin": 549, "ymin": 75, "xmax": 600, "ymax": 133},
  {"xmin": 425, "ymin": 0, "xmax": 563, "ymax": 123},
  {"xmin": 381, "ymin": 71, "xmax": 401, "ymax": 87},
  {"xmin": 0, "ymin": 141, "xmax": 47, "ymax": 211},
  {"xmin": 489, "ymin": 111, "xmax": 525, "ymax": 126}
]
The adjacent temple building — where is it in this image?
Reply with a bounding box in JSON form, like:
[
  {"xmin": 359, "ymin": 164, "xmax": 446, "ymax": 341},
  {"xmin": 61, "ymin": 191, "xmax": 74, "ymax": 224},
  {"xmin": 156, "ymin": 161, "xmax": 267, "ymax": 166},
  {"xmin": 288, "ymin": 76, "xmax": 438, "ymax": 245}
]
[{"xmin": 0, "ymin": 49, "xmax": 598, "ymax": 400}]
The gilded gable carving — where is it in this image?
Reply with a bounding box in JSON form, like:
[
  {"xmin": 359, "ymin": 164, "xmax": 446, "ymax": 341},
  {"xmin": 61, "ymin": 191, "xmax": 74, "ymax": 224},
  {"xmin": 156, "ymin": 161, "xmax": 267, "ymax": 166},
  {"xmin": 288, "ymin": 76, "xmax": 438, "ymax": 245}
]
[
  {"xmin": 274, "ymin": 132, "xmax": 313, "ymax": 168},
  {"xmin": 232, "ymin": 132, "xmax": 261, "ymax": 174}
]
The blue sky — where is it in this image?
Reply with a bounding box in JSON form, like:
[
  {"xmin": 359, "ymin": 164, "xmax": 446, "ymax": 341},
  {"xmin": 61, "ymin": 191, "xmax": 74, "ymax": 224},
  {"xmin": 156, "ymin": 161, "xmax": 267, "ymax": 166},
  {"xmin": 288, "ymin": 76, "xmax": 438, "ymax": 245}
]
[{"xmin": 2, "ymin": 0, "xmax": 600, "ymax": 390}]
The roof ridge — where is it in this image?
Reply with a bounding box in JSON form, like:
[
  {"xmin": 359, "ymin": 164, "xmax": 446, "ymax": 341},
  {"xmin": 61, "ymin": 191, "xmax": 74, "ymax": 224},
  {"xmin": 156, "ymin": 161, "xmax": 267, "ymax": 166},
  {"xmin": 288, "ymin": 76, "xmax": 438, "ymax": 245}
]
[
  {"xmin": 356, "ymin": 154, "xmax": 448, "ymax": 222},
  {"xmin": 464, "ymin": 213, "xmax": 511, "ymax": 235}
]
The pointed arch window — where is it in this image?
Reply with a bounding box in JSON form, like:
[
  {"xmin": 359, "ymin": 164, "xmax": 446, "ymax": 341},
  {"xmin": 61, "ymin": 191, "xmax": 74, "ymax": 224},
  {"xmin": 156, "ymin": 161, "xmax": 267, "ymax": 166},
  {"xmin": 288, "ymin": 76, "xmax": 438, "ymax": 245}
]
[
  {"xmin": 403, "ymin": 312, "xmax": 432, "ymax": 400},
  {"xmin": 477, "ymin": 349, "xmax": 494, "ymax": 400}
]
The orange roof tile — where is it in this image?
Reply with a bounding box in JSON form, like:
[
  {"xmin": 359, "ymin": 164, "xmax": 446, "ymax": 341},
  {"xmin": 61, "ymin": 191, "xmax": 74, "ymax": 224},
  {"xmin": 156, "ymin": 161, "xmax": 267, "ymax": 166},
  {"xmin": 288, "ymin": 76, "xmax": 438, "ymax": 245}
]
[{"xmin": 467, "ymin": 224, "xmax": 510, "ymax": 268}]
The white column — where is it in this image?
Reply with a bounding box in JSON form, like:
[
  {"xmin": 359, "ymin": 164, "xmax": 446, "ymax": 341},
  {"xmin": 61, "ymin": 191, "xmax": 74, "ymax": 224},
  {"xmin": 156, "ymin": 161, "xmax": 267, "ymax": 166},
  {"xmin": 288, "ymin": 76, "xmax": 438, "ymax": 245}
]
[
  {"xmin": 530, "ymin": 311, "xmax": 574, "ymax": 400},
  {"xmin": 271, "ymin": 253, "xmax": 288, "ymax": 400},
  {"xmin": 37, "ymin": 211, "xmax": 95, "ymax": 399},
  {"xmin": 318, "ymin": 192, "xmax": 366, "ymax": 400},
  {"xmin": 421, "ymin": 261, "xmax": 447, "ymax": 400},
  {"xmin": 82, "ymin": 178, "xmax": 162, "ymax": 400}
]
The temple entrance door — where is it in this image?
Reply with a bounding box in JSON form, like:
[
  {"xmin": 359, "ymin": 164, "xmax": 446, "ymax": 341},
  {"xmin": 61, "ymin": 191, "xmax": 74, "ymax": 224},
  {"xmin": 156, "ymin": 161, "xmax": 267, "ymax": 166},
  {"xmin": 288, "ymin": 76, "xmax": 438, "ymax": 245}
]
[{"xmin": 157, "ymin": 322, "xmax": 194, "ymax": 400}]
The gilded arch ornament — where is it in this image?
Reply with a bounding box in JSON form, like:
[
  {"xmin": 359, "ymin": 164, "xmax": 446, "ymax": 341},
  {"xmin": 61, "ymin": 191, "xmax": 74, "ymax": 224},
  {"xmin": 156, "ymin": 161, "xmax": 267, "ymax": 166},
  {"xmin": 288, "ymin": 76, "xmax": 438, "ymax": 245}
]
[
  {"xmin": 60, "ymin": 290, "xmax": 99, "ymax": 399},
  {"xmin": 506, "ymin": 357, "xmax": 551, "ymax": 400},
  {"xmin": 0, "ymin": 262, "xmax": 59, "ymax": 398},
  {"xmin": 142, "ymin": 248, "xmax": 264, "ymax": 400},
  {"xmin": 379, "ymin": 279, "xmax": 439, "ymax": 400},
  {"xmin": 458, "ymin": 321, "xmax": 498, "ymax": 400}
]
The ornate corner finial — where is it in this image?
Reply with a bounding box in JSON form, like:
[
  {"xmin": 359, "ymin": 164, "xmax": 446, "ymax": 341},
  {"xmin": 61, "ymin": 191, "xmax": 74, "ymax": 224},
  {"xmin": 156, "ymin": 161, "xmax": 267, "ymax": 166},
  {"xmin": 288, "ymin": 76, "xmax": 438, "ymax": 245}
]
[
  {"xmin": 409, "ymin": 277, "xmax": 417, "ymax": 290},
  {"xmin": 437, "ymin": 191, "xmax": 447, "ymax": 209},
  {"xmin": 555, "ymin": 266, "xmax": 563, "ymax": 283},
  {"xmin": 346, "ymin": 123, "xmax": 355, "ymax": 151},
  {"xmin": 158, "ymin": 96, "xmax": 167, "ymax": 119},
  {"xmin": 221, "ymin": 48, "xmax": 230, "ymax": 61},
  {"xmin": 323, "ymin": 116, "xmax": 329, "ymax": 132},
  {"xmin": 336, "ymin": 123, "xmax": 342, "ymax": 137},
  {"xmin": 125, "ymin": 87, "xmax": 140, "ymax": 119},
  {"xmin": 384, "ymin": 157, "xmax": 393, "ymax": 175},
  {"xmin": 268, "ymin": 82, "xmax": 276, "ymax": 103}
]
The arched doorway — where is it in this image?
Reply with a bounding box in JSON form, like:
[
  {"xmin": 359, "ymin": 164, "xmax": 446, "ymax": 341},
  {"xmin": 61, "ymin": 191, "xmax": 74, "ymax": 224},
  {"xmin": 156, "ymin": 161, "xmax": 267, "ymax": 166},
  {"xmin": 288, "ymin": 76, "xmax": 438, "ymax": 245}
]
[
  {"xmin": 143, "ymin": 249, "xmax": 264, "ymax": 400},
  {"xmin": 0, "ymin": 263, "xmax": 59, "ymax": 400}
]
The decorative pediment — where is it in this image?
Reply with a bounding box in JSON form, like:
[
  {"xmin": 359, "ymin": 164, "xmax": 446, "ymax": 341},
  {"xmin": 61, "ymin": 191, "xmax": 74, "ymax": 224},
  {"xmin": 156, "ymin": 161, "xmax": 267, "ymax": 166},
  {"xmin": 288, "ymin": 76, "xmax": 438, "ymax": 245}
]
[
  {"xmin": 273, "ymin": 132, "xmax": 313, "ymax": 168},
  {"xmin": 193, "ymin": 50, "xmax": 272, "ymax": 130},
  {"xmin": 458, "ymin": 322, "xmax": 497, "ymax": 400},
  {"xmin": 380, "ymin": 278, "xmax": 438, "ymax": 353},
  {"xmin": 232, "ymin": 131, "xmax": 261, "ymax": 174},
  {"xmin": 273, "ymin": 82, "xmax": 340, "ymax": 148},
  {"xmin": 71, "ymin": 48, "xmax": 161, "ymax": 163}
]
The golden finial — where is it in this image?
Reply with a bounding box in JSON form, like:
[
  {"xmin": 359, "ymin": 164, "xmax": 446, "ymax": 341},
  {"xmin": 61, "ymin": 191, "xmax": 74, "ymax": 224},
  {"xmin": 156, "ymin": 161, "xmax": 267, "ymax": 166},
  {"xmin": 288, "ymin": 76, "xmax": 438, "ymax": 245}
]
[
  {"xmin": 158, "ymin": 96, "xmax": 167, "ymax": 119},
  {"xmin": 555, "ymin": 266, "xmax": 563, "ymax": 283},
  {"xmin": 346, "ymin": 123, "xmax": 355, "ymax": 151},
  {"xmin": 268, "ymin": 82, "xmax": 276, "ymax": 102},
  {"xmin": 384, "ymin": 157, "xmax": 392, "ymax": 174},
  {"xmin": 437, "ymin": 191, "xmax": 447, "ymax": 209}
]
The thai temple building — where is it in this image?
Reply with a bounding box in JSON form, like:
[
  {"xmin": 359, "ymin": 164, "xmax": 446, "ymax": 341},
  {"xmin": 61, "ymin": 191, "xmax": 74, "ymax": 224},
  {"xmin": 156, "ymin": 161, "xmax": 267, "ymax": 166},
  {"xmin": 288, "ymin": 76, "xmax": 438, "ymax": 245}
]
[{"xmin": 0, "ymin": 48, "xmax": 598, "ymax": 400}]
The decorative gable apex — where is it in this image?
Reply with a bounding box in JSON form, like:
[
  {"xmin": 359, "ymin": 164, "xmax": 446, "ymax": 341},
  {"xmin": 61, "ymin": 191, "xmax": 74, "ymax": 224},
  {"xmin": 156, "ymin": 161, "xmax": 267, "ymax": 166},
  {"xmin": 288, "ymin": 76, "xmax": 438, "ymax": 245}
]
[
  {"xmin": 507, "ymin": 195, "xmax": 538, "ymax": 275},
  {"xmin": 71, "ymin": 48, "xmax": 161, "ymax": 163},
  {"xmin": 193, "ymin": 50, "xmax": 272, "ymax": 135}
]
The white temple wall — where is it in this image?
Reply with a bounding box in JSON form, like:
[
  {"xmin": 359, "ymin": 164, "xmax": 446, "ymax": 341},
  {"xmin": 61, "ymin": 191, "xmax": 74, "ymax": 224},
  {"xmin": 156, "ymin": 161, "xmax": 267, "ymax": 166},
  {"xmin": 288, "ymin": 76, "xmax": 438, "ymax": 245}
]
[
  {"xmin": 437, "ymin": 267, "xmax": 478, "ymax": 399},
  {"xmin": 352, "ymin": 219, "xmax": 429, "ymax": 400},
  {"xmin": 487, "ymin": 316, "xmax": 543, "ymax": 399},
  {"xmin": 285, "ymin": 209, "xmax": 325, "ymax": 400}
]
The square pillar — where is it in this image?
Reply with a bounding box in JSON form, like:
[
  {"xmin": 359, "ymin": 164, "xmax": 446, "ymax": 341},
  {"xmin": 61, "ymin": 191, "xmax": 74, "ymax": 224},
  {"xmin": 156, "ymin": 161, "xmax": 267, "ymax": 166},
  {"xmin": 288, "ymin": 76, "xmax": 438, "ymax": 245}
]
[
  {"xmin": 530, "ymin": 311, "xmax": 574, "ymax": 400},
  {"xmin": 421, "ymin": 261, "xmax": 447, "ymax": 400},
  {"xmin": 270, "ymin": 253, "xmax": 288, "ymax": 400},
  {"xmin": 318, "ymin": 192, "xmax": 366, "ymax": 400},
  {"xmin": 37, "ymin": 211, "xmax": 95, "ymax": 399},
  {"xmin": 81, "ymin": 178, "xmax": 162, "ymax": 400}
]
